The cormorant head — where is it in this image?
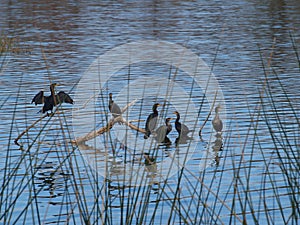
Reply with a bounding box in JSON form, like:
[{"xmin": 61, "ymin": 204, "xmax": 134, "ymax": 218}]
[
  {"xmin": 152, "ymin": 103, "xmax": 160, "ymax": 110},
  {"xmin": 165, "ymin": 117, "xmax": 173, "ymax": 124},
  {"xmin": 215, "ymin": 105, "xmax": 221, "ymax": 113},
  {"xmin": 166, "ymin": 117, "xmax": 173, "ymax": 122},
  {"xmin": 49, "ymin": 83, "xmax": 60, "ymax": 92},
  {"xmin": 50, "ymin": 83, "xmax": 60, "ymax": 88}
]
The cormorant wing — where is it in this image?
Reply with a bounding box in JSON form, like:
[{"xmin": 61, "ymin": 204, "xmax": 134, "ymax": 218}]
[
  {"xmin": 154, "ymin": 125, "xmax": 168, "ymax": 143},
  {"xmin": 110, "ymin": 102, "xmax": 122, "ymax": 117},
  {"xmin": 144, "ymin": 113, "xmax": 158, "ymax": 139},
  {"xmin": 146, "ymin": 114, "xmax": 158, "ymax": 133},
  {"xmin": 57, "ymin": 91, "xmax": 74, "ymax": 104},
  {"xmin": 181, "ymin": 123, "xmax": 190, "ymax": 135},
  {"xmin": 31, "ymin": 91, "xmax": 44, "ymax": 105},
  {"xmin": 212, "ymin": 116, "xmax": 223, "ymax": 132}
]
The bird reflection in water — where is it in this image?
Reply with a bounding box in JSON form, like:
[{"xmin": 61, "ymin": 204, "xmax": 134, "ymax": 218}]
[
  {"xmin": 143, "ymin": 153, "xmax": 158, "ymax": 179},
  {"xmin": 211, "ymin": 133, "xmax": 223, "ymax": 166}
]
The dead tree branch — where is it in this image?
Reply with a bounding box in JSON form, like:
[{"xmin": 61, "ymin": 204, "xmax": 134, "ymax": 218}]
[{"xmin": 71, "ymin": 98, "xmax": 145, "ymax": 144}]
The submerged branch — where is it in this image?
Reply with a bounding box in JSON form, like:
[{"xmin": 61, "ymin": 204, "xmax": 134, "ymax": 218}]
[
  {"xmin": 14, "ymin": 113, "xmax": 50, "ymax": 146},
  {"xmin": 14, "ymin": 109, "xmax": 70, "ymax": 146}
]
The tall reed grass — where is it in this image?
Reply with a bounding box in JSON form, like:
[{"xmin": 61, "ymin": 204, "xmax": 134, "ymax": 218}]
[{"xmin": 0, "ymin": 34, "xmax": 299, "ymax": 224}]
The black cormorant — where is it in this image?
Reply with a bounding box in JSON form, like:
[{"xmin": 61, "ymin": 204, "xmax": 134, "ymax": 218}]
[
  {"xmin": 154, "ymin": 117, "xmax": 173, "ymax": 143},
  {"xmin": 32, "ymin": 83, "xmax": 73, "ymax": 113},
  {"xmin": 212, "ymin": 106, "xmax": 223, "ymax": 132},
  {"xmin": 144, "ymin": 103, "xmax": 160, "ymax": 139},
  {"xmin": 174, "ymin": 111, "xmax": 192, "ymax": 137},
  {"xmin": 108, "ymin": 93, "xmax": 122, "ymax": 119}
]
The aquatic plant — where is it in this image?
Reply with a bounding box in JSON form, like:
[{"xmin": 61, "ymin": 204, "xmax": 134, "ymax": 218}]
[{"xmin": 0, "ymin": 35, "xmax": 299, "ymax": 225}]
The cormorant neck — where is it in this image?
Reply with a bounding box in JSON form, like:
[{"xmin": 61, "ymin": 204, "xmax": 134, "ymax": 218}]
[
  {"xmin": 50, "ymin": 85, "xmax": 56, "ymax": 96},
  {"xmin": 175, "ymin": 114, "xmax": 180, "ymax": 123},
  {"xmin": 153, "ymin": 107, "xmax": 158, "ymax": 114}
]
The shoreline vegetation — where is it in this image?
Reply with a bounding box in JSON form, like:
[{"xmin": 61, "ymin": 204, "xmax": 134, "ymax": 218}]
[{"xmin": 0, "ymin": 34, "xmax": 31, "ymax": 54}]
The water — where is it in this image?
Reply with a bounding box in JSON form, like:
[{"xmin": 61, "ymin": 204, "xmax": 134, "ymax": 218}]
[{"xmin": 0, "ymin": 0, "xmax": 299, "ymax": 224}]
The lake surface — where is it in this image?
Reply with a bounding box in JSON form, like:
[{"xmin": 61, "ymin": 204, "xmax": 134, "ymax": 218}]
[{"xmin": 0, "ymin": 0, "xmax": 299, "ymax": 224}]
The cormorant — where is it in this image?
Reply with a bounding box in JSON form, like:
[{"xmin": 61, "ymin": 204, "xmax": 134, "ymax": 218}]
[
  {"xmin": 144, "ymin": 103, "xmax": 160, "ymax": 139},
  {"xmin": 154, "ymin": 117, "xmax": 173, "ymax": 143},
  {"xmin": 32, "ymin": 83, "xmax": 73, "ymax": 114},
  {"xmin": 212, "ymin": 106, "xmax": 223, "ymax": 132},
  {"xmin": 108, "ymin": 93, "xmax": 122, "ymax": 119},
  {"xmin": 174, "ymin": 111, "xmax": 192, "ymax": 137}
]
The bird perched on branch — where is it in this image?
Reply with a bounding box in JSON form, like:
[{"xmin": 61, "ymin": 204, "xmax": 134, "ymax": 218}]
[
  {"xmin": 108, "ymin": 93, "xmax": 122, "ymax": 120},
  {"xmin": 144, "ymin": 103, "xmax": 160, "ymax": 139},
  {"xmin": 212, "ymin": 106, "xmax": 223, "ymax": 133},
  {"xmin": 32, "ymin": 83, "xmax": 73, "ymax": 114}
]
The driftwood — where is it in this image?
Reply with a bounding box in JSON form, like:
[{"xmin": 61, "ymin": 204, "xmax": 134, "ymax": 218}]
[
  {"xmin": 71, "ymin": 98, "xmax": 145, "ymax": 144},
  {"xmin": 71, "ymin": 117, "xmax": 146, "ymax": 145},
  {"xmin": 14, "ymin": 113, "xmax": 49, "ymax": 146},
  {"xmin": 15, "ymin": 96, "xmax": 145, "ymax": 146},
  {"xmin": 14, "ymin": 108, "xmax": 70, "ymax": 146}
]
